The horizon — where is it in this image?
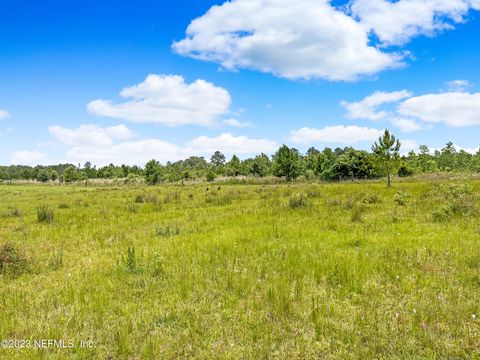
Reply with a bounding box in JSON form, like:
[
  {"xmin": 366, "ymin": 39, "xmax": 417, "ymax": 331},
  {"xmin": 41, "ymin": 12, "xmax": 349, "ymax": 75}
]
[{"xmin": 1, "ymin": 0, "xmax": 480, "ymax": 167}]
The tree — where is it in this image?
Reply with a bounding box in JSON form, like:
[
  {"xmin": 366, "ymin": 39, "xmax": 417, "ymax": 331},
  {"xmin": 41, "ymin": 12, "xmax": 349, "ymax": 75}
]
[
  {"xmin": 251, "ymin": 153, "xmax": 271, "ymax": 177},
  {"xmin": 144, "ymin": 159, "xmax": 162, "ymax": 185},
  {"xmin": 372, "ymin": 130, "xmax": 401, "ymax": 187},
  {"xmin": 227, "ymin": 155, "xmax": 241, "ymax": 177},
  {"xmin": 210, "ymin": 151, "xmax": 226, "ymax": 167},
  {"xmin": 49, "ymin": 170, "xmax": 58, "ymax": 181},
  {"xmin": 63, "ymin": 166, "xmax": 78, "ymax": 183},
  {"xmin": 36, "ymin": 169, "xmax": 50, "ymax": 183},
  {"xmin": 273, "ymin": 145, "xmax": 300, "ymax": 181}
]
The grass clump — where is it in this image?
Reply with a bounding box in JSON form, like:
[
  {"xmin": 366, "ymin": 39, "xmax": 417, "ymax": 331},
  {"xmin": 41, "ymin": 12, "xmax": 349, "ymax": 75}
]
[
  {"xmin": 135, "ymin": 193, "xmax": 159, "ymax": 204},
  {"xmin": 394, "ymin": 190, "xmax": 409, "ymax": 206},
  {"xmin": 287, "ymin": 193, "xmax": 308, "ymax": 209},
  {"xmin": 156, "ymin": 224, "xmax": 180, "ymax": 238},
  {"xmin": 122, "ymin": 246, "xmax": 139, "ymax": 273},
  {"xmin": 0, "ymin": 242, "xmax": 28, "ymax": 276},
  {"xmin": 37, "ymin": 205, "xmax": 54, "ymax": 223},
  {"xmin": 351, "ymin": 205, "xmax": 365, "ymax": 223}
]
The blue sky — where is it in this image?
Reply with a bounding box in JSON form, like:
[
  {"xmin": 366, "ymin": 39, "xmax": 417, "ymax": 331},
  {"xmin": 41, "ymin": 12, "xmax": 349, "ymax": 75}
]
[{"xmin": 1, "ymin": 0, "xmax": 480, "ymax": 166}]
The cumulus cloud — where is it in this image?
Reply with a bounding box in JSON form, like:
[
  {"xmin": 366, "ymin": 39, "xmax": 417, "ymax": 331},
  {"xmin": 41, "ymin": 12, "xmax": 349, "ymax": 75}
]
[
  {"xmin": 187, "ymin": 133, "xmax": 278, "ymax": 156},
  {"xmin": 42, "ymin": 124, "xmax": 278, "ymax": 165},
  {"xmin": 0, "ymin": 109, "xmax": 10, "ymax": 119},
  {"xmin": 223, "ymin": 118, "xmax": 253, "ymax": 128},
  {"xmin": 390, "ymin": 118, "xmax": 422, "ymax": 133},
  {"xmin": 11, "ymin": 151, "xmax": 48, "ymax": 165},
  {"xmin": 350, "ymin": 0, "xmax": 480, "ymax": 45},
  {"xmin": 49, "ymin": 124, "xmax": 134, "ymax": 147},
  {"xmin": 87, "ymin": 74, "xmax": 232, "ymax": 126},
  {"xmin": 341, "ymin": 90, "xmax": 412, "ymax": 120},
  {"xmin": 173, "ymin": 0, "xmax": 479, "ymax": 81},
  {"xmin": 342, "ymin": 88, "xmax": 480, "ymax": 130},
  {"xmin": 445, "ymin": 79, "xmax": 472, "ymax": 92},
  {"xmin": 398, "ymin": 92, "xmax": 480, "ymax": 127},
  {"xmin": 400, "ymin": 139, "xmax": 419, "ymax": 152},
  {"xmin": 290, "ymin": 125, "xmax": 383, "ymax": 145},
  {"xmin": 173, "ymin": 0, "xmax": 402, "ymax": 81}
]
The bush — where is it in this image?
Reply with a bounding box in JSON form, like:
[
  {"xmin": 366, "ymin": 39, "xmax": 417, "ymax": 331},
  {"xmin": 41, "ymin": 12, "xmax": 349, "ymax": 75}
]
[
  {"xmin": 0, "ymin": 243, "xmax": 27, "ymax": 276},
  {"xmin": 37, "ymin": 206, "xmax": 54, "ymax": 223},
  {"xmin": 305, "ymin": 169, "xmax": 316, "ymax": 181},
  {"xmin": 288, "ymin": 193, "xmax": 308, "ymax": 209},
  {"xmin": 398, "ymin": 164, "xmax": 414, "ymax": 177},
  {"xmin": 206, "ymin": 170, "xmax": 216, "ymax": 182},
  {"xmin": 394, "ymin": 191, "xmax": 409, "ymax": 206}
]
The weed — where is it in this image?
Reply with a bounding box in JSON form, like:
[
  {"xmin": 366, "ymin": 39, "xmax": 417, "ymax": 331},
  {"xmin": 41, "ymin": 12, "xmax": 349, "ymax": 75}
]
[
  {"xmin": 151, "ymin": 253, "xmax": 165, "ymax": 277},
  {"xmin": 48, "ymin": 250, "xmax": 63, "ymax": 270},
  {"xmin": 351, "ymin": 206, "xmax": 365, "ymax": 223},
  {"xmin": 37, "ymin": 206, "xmax": 54, "ymax": 223},
  {"xmin": 122, "ymin": 246, "xmax": 138, "ymax": 273},
  {"xmin": 394, "ymin": 190, "xmax": 409, "ymax": 206},
  {"xmin": 288, "ymin": 193, "xmax": 308, "ymax": 209},
  {"xmin": 156, "ymin": 224, "xmax": 180, "ymax": 238},
  {"xmin": 0, "ymin": 243, "xmax": 27, "ymax": 276}
]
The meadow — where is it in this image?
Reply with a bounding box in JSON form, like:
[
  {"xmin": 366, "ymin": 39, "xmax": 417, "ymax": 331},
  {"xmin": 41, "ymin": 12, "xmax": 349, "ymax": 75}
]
[{"xmin": 1, "ymin": 177, "xmax": 480, "ymax": 359}]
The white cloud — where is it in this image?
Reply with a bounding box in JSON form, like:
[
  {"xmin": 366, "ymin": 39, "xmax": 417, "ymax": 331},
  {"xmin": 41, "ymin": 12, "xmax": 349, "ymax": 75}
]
[
  {"xmin": 341, "ymin": 90, "xmax": 412, "ymax": 120},
  {"xmin": 40, "ymin": 124, "xmax": 278, "ymax": 165},
  {"xmin": 173, "ymin": 0, "xmax": 480, "ymax": 81},
  {"xmin": 173, "ymin": 0, "xmax": 402, "ymax": 81},
  {"xmin": 290, "ymin": 125, "xmax": 383, "ymax": 145},
  {"xmin": 350, "ymin": 0, "xmax": 480, "ymax": 45},
  {"xmin": 398, "ymin": 92, "xmax": 480, "ymax": 127},
  {"xmin": 64, "ymin": 139, "xmax": 184, "ymax": 166},
  {"xmin": 11, "ymin": 151, "xmax": 48, "ymax": 165},
  {"xmin": 87, "ymin": 74, "xmax": 232, "ymax": 126},
  {"xmin": 390, "ymin": 118, "xmax": 422, "ymax": 133},
  {"xmin": 49, "ymin": 124, "xmax": 134, "ymax": 147},
  {"xmin": 0, "ymin": 109, "xmax": 10, "ymax": 119},
  {"xmin": 223, "ymin": 118, "xmax": 253, "ymax": 128},
  {"xmin": 445, "ymin": 79, "xmax": 472, "ymax": 92},
  {"xmin": 187, "ymin": 133, "xmax": 278, "ymax": 156},
  {"xmin": 400, "ymin": 139, "xmax": 419, "ymax": 153}
]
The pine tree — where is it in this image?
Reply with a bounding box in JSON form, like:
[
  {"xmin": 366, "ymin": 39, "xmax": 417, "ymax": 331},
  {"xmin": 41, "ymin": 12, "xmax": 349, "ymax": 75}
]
[{"xmin": 372, "ymin": 130, "xmax": 401, "ymax": 187}]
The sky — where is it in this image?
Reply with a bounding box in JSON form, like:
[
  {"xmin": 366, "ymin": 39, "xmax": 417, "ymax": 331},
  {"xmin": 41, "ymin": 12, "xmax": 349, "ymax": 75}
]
[{"xmin": 1, "ymin": 0, "xmax": 480, "ymax": 166}]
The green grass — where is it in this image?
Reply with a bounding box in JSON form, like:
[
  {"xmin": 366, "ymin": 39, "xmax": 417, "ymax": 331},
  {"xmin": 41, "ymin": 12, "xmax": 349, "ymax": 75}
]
[{"xmin": 0, "ymin": 179, "xmax": 480, "ymax": 359}]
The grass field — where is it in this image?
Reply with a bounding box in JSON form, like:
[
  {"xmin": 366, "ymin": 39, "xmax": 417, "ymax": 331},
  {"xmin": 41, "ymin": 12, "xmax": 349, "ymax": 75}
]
[{"xmin": 1, "ymin": 178, "xmax": 480, "ymax": 359}]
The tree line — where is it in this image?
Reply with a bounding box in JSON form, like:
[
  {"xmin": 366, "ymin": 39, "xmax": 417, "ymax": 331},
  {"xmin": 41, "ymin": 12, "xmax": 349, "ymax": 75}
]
[{"xmin": 1, "ymin": 131, "xmax": 479, "ymax": 186}]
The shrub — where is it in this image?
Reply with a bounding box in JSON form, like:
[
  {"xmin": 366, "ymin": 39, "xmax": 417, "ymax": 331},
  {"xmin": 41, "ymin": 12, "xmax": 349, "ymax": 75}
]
[
  {"xmin": 0, "ymin": 243, "xmax": 27, "ymax": 276},
  {"xmin": 288, "ymin": 193, "xmax": 308, "ymax": 209},
  {"xmin": 37, "ymin": 206, "xmax": 54, "ymax": 223},
  {"xmin": 398, "ymin": 164, "xmax": 414, "ymax": 177},
  {"xmin": 305, "ymin": 169, "xmax": 316, "ymax": 181},
  {"xmin": 394, "ymin": 191, "xmax": 409, "ymax": 206},
  {"xmin": 206, "ymin": 170, "xmax": 216, "ymax": 182}
]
